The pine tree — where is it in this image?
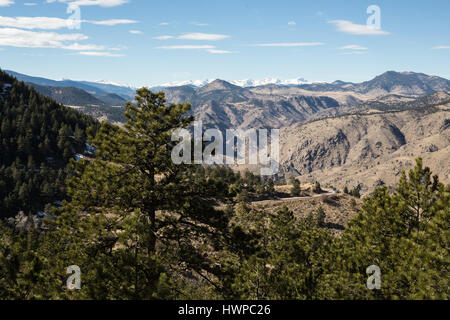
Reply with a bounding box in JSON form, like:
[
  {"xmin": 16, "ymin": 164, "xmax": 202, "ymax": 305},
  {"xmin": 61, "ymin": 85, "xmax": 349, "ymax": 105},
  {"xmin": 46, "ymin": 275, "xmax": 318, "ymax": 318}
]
[
  {"xmin": 0, "ymin": 69, "xmax": 97, "ymax": 218},
  {"xmin": 266, "ymin": 178, "xmax": 275, "ymax": 197},
  {"xmin": 316, "ymin": 206, "xmax": 326, "ymax": 227},
  {"xmin": 42, "ymin": 89, "xmax": 234, "ymax": 299},
  {"xmin": 313, "ymin": 181, "xmax": 322, "ymax": 194},
  {"xmin": 321, "ymin": 158, "xmax": 449, "ymax": 299},
  {"xmin": 290, "ymin": 178, "xmax": 301, "ymax": 196},
  {"xmin": 232, "ymin": 205, "xmax": 334, "ymax": 299},
  {"xmin": 395, "ymin": 158, "xmax": 440, "ymax": 233}
]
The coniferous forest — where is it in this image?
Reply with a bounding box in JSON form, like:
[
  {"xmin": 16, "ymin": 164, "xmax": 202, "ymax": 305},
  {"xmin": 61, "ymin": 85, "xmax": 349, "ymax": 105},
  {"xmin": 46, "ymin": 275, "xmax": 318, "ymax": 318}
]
[
  {"xmin": 0, "ymin": 70, "xmax": 448, "ymax": 300},
  {"xmin": 0, "ymin": 70, "xmax": 98, "ymax": 219}
]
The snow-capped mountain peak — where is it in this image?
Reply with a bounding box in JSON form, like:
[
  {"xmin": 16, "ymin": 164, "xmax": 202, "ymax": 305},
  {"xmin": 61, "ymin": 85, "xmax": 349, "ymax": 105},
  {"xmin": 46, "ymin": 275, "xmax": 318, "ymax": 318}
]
[
  {"xmin": 229, "ymin": 77, "xmax": 310, "ymax": 87},
  {"xmin": 155, "ymin": 77, "xmax": 311, "ymax": 88},
  {"xmin": 93, "ymin": 80, "xmax": 136, "ymax": 89},
  {"xmin": 158, "ymin": 79, "xmax": 217, "ymax": 88}
]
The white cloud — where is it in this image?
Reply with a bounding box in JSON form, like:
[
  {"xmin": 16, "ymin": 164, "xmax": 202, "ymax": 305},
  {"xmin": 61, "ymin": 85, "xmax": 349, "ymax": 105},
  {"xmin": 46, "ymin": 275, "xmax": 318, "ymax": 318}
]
[
  {"xmin": 153, "ymin": 33, "xmax": 230, "ymax": 41},
  {"xmin": 0, "ymin": 0, "xmax": 14, "ymax": 7},
  {"xmin": 329, "ymin": 20, "xmax": 389, "ymax": 35},
  {"xmin": 432, "ymin": 45, "xmax": 450, "ymax": 50},
  {"xmin": 87, "ymin": 19, "xmax": 137, "ymax": 26},
  {"xmin": 339, "ymin": 44, "xmax": 368, "ymax": 50},
  {"xmin": 251, "ymin": 42, "xmax": 324, "ymax": 47},
  {"xmin": 0, "ymin": 16, "xmax": 68, "ymax": 29},
  {"xmin": 77, "ymin": 51, "xmax": 123, "ymax": 57},
  {"xmin": 340, "ymin": 51, "xmax": 368, "ymax": 55},
  {"xmin": 62, "ymin": 42, "xmax": 105, "ymax": 50},
  {"xmin": 0, "ymin": 16, "xmax": 137, "ymax": 30},
  {"xmin": 153, "ymin": 35, "xmax": 174, "ymax": 40},
  {"xmin": 159, "ymin": 22, "xmax": 169, "ymax": 26},
  {"xmin": 129, "ymin": 30, "xmax": 142, "ymax": 34},
  {"xmin": 156, "ymin": 45, "xmax": 231, "ymax": 54},
  {"xmin": 190, "ymin": 22, "xmax": 209, "ymax": 26},
  {"xmin": 288, "ymin": 21, "xmax": 296, "ymax": 26},
  {"xmin": 0, "ymin": 27, "xmax": 87, "ymax": 48},
  {"xmin": 24, "ymin": 2, "xmax": 37, "ymax": 5},
  {"xmin": 177, "ymin": 33, "xmax": 230, "ymax": 41},
  {"xmin": 207, "ymin": 49, "xmax": 231, "ymax": 54},
  {"xmin": 46, "ymin": 0, "xmax": 128, "ymax": 7},
  {"xmin": 156, "ymin": 45, "xmax": 215, "ymax": 50},
  {"xmin": 0, "ymin": 27, "xmax": 121, "ymax": 55}
]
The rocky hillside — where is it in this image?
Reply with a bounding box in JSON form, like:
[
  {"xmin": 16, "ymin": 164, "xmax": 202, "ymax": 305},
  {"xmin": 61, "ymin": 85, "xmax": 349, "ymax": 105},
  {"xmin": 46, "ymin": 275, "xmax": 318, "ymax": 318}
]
[
  {"xmin": 163, "ymin": 79, "xmax": 340, "ymax": 129},
  {"xmin": 354, "ymin": 71, "xmax": 450, "ymax": 96},
  {"xmin": 8, "ymin": 70, "xmax": 450, "ymax": 130},
  {"xmin": 28, "ymin": 84, "xmax": 106, "ymax": 107},
  {"xmin": 5, "ymin": 69, "xmax": 449, "ymax": 197},
  {"xmin": 279, "ymin": 102, "xmax": 450, "ymax": 195},
  {"xmin": 162, "ymin": 72, "xmax": 450, "ymax": 130}
]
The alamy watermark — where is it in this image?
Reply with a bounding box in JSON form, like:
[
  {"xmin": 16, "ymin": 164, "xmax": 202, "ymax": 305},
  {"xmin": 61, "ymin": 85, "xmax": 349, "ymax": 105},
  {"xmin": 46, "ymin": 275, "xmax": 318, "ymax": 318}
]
[
  {"xmin": 366, "ymin": 265, "xmax": 381, "ymax": 290},
  {"xmin": 67, "ymin": 265, "xmax": 81, "ymax": 290},
  {"xmin": 367, "ymin": 5, "xmax": 381, "ymax": 30},
  {"xmin": 171, "ymin": 121, "xmax": 280, "ymax": 176},
  {"xmin": 66, "ymin": 4, "xmax": 82, "ymax": 30}
]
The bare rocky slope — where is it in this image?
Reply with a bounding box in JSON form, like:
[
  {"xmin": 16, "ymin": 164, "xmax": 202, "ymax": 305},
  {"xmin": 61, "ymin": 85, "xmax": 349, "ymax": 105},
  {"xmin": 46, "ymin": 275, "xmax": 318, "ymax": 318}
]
[
  {"xmin": 162, "ymin": 71, "xmax": 450, "ymax": 130},
  {"xmin": 279, "ymin": 103, "xmax": 450, "ymax": 195},
  {"xmin": 163, "ymin": 79, "xmax": 340, "ymax": 130}
]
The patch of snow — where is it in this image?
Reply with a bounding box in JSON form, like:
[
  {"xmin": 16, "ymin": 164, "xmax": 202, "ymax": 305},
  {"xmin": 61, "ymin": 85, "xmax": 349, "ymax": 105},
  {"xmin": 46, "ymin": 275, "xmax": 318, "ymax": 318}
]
[
  {"xmin": 158, "ymin": 79, "xmax": 216, "ymax": 88},
  {"xmin": 93, "ymin": 80, "xmax": 136, "ymax": 89},
  {"xmin": 230, "ymin": 77, "xmax": 311, "ymax": 87},
  {"xmin": 84, "ymin": 143, "xmax": 96, "ymax": 155}
]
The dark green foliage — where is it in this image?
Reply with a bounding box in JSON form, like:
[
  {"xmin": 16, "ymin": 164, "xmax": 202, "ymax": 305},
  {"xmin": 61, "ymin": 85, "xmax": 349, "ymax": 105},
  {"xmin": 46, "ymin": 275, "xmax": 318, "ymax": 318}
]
[
  {"xmin": 350, "ymin": 187, "xmax": 361, "ymax": 198},
  {"xmin": 226, "ymin": 170, "xmax": 277, "ymax": 201},
  {"xmin": 316, "ymin": 206, "xmax": 326, "ymax": 227},
  {"xmin": 229, "ymin": 205, "xmax": 334, "ymax": 299},
  {"xmin": 29, "ymin": 84, "xmax": 105, "ymax": 107},
  {"xmin": 312, "ymin": 181, "xmax": 322, "ymax": 194},
  {"xmin": 290, "ymin": 177, "xmax": 301, "ymax": 196},
  {"xmin": 0, "ymin": 74, "xmax": 447, "ymax": 300},
  {"xmin": 0, "ymin": 69, "xmax": 98, "ymax": 218},
  {"xmin": 265, "ymin": 178, "xmax": 275, "ymax": 197},
  {"xmin": 321, "ymin": 158, "xmax": 449, "ymax": 299},
  {"xmin": 35, "ymin": 88, "xmax": 240, "ymax": 299}
]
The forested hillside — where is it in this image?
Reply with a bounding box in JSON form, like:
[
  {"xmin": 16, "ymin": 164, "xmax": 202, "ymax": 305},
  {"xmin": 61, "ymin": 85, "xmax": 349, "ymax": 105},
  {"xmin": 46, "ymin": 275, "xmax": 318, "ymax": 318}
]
[
  {"xmin": 0, "ymin": 70, "xmax": 98, "ymax": 219},
  {"xmin": 28, "ymin": 84, "xmax": 106, "ymax": 107},
  {"xmin": 0, "ymin": 88, "xmax": 447, "ymax": 300}
]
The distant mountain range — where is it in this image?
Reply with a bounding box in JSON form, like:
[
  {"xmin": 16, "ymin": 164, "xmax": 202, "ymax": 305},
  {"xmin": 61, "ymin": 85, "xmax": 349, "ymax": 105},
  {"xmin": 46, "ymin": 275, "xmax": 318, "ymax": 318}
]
[
  {"xmin": 5, "ymin": 70, "xmax": 312, "ymax": 97},
  {"xmin": 151, "ymin": 71, "xmax": 450, "ymax": 94},
  {"xmin": 2, "ymin": 68, "xmax": 449, "ymax": 195},
  {"xmin": 5, "ymin": 70, "xmax": 450, "ymax": 127},
  {"xmin": 158, "ymin": 77, "xmax": 311, "ymax": 88},
  {"xmin": 5, "ymin": 70, "xmax": 136, "ymax": 100},
  {"xmin": 8, "ymin": 69, "xmax": 450, "ymax": 96},
  {"xmin": 159, "ymin": 72, "xmax": 450, "ymax": 129}
]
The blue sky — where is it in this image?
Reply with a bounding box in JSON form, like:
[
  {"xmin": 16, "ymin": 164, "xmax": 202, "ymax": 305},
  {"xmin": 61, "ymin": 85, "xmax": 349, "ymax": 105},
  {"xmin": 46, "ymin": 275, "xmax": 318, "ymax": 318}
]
[{"xmin": 0, "ymin": 0, "xmax": 449, "ymax": 87}]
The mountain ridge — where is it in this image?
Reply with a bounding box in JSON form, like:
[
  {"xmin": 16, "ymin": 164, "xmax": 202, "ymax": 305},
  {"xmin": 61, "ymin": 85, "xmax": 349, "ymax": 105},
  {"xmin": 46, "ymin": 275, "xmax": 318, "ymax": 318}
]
[
  {"xmin": 7, "ymin": 70, "xmax": 450, "ymax": 97},
  {"xmin": 5, "ymin": 69, "xmax": 450, "ymax": 129}
]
